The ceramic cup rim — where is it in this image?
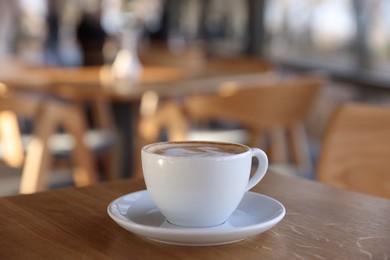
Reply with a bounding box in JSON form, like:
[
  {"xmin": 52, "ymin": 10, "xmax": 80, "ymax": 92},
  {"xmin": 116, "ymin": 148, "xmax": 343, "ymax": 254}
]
[{"xmin": 142, "ymin": 140, "xmax": 251, "ymax": 161}]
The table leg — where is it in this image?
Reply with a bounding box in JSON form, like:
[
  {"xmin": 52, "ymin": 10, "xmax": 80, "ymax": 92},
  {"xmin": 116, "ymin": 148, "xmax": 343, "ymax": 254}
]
[{"xmin": 111, "ymin": 101, "xmax": 139, "ymax": 178}]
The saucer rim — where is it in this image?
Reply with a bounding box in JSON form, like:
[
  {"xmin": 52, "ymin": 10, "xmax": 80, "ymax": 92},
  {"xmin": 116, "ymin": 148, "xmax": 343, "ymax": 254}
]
[{"xmin": 107, "ymin": 189, "xmax": 286, "ymax": 240}]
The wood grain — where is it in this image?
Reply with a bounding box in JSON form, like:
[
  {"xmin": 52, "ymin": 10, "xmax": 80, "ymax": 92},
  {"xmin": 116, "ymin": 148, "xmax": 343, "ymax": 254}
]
[{"xmin": 0, "ymin": 172, "xmax": 389, "ymax": 259}]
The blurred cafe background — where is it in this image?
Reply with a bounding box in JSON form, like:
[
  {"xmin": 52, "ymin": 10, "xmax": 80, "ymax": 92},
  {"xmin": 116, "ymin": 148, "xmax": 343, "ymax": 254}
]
[{"xmin": 1, "ymin": 0, "xmax": 390, "ymax": 199}]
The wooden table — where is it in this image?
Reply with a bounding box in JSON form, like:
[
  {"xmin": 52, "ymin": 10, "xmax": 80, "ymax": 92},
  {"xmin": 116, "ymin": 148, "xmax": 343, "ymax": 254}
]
[
  {"xmin": 0, "ymin": 62, "xmax": 278, "ymax": 178},
  {"xmin": 1, "ymin": 172, "xmax": 389, "ymax": 259},
  {"xmin": 0, "ymin": 63, "xmax": 276, "ymax": 101}
]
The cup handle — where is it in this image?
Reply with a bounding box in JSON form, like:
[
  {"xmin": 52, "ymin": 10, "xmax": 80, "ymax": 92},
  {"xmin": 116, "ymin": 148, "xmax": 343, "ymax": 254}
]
[{"xmin": 246, "ymin": 148, "xmax": 268, "ymax": 191}]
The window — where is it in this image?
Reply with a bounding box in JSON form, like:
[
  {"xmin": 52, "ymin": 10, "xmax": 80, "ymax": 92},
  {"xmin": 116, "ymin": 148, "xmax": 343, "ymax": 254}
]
[
  {"xmin": 264, "ymin": 0, "xmax": 356, "ymax": 69},
  {"xmin": 364, "ymin": 0, "xmax": 390, "ymax": 72}
]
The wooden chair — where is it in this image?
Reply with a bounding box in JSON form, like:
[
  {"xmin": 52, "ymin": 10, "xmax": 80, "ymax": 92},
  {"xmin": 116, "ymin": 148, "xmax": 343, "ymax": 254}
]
[
  {"xmin": 317, "ymin": 103, "xmax": 390, "ymax": 199},
  {"xmin": 184, "ymin": 75, "xmax": 323, "ymax": 175},
  {"xmin": 136, "ymin": 75, "xmax": 324, "ymax": 177},
  {"xmin": 0, "ymin": 88, "xmax": 115, "ymax": 194}
]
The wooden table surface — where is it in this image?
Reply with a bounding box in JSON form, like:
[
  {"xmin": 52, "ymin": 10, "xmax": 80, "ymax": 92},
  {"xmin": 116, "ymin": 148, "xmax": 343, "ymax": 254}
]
[
  {"xmin": 0, "ymin": 172, "xmax": 389, "ymax": 259},
  {"xmin": 0, "ymin": 65, "xmax": 188, "ymax": 101},
  {"xmin": 0, "ymin": 61, "xmax": 276, "ymax": 102}
]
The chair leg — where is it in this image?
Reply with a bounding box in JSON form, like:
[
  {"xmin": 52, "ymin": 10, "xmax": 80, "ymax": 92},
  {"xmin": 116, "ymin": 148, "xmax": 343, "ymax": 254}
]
[
  {"xmin": 270, "ymin": 127, "xmax": 288, "ymax": 165},
  {"xmin": 98, "ymin": 151, "xmax": 116, "ymax": 181},
  {"xmin": 163, "ymin": 101, "xmax": 188, "ymax": 141},
  {"xmin": 0, "ymin": 111, "xmax": 24, "ymax": 168},
  {"xmin": 19, "ymin": 110, "xmax": 57, "ymax": 194},
  {"xmin": 247, "ymin": 128, "xmax": 264, "ymax": 150},
  {"xmin": 289, "ymin": 122, "xmax": 313, "ymax": 174},
  {"xmin": 61, "ymin": 104, "xmax": 98, "ymax": 186}
]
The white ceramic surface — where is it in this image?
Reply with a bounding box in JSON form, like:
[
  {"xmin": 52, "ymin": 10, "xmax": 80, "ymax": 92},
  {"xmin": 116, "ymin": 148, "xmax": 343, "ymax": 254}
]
[
  {"xmin": 141, "ymin": 141, "xmax": 268, "ymax": 227},
  {"xmin": 107, "ymin": 190, "xmax": 285, "ymax": 246}
]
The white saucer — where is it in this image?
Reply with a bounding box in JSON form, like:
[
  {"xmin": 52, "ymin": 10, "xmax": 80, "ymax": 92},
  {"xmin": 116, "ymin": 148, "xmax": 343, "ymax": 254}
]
[{"xmin": 107, "ymin": 190, "xmax": 285, "ymax": 246}]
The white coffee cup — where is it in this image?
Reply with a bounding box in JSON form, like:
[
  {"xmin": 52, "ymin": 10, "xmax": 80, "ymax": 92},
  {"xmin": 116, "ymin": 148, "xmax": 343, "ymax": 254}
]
[{"xmin": 141, "ymin": 141, "xmax": 268, "ymax": 227}]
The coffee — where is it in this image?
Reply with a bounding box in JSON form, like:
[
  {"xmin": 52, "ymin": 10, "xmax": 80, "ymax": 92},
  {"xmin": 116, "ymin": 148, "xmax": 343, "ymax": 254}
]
[{"xmin": 145, "ymin": 142, "xmax": 248, "ymax": 157}]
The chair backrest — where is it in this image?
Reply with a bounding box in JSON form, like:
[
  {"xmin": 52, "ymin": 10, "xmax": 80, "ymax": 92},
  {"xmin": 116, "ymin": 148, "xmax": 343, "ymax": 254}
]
[
  {"xmin": 183, "ymin": 75, "xmax": 323, "ymax": 173},
  {"xmin": 317, "ymin": 103, "xmax": 390, "ymax": 199},
  {"xmin": 184, "ymin": 75, "xmax": 323, "ymax": 129}
]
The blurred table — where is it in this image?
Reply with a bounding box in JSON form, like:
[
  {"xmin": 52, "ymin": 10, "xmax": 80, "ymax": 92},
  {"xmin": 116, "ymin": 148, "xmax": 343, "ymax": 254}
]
[
  {"xmin": 0, "ymin": 172, "xmax": 389, "ymax": 259},
  {"xmin": 0, "ymin": 61, "xmax": 276, "ymax": 178},
  {"xmin": 0, "ymin": 65, "xmax": 189, "ymax": 101},
  {"xmin": 0, "ymin": 61, "xmax": 274, "ymax": 101}
]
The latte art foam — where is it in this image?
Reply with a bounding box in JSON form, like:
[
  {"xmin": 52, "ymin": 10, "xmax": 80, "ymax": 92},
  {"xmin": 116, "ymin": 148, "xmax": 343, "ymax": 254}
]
[
  {"xmin": 159, "ymin": 146, "xmax": 235, "ymax": 157},
  {"xmin": 147, "ymin": 142, "xmax": 247, "ymax": 157}
]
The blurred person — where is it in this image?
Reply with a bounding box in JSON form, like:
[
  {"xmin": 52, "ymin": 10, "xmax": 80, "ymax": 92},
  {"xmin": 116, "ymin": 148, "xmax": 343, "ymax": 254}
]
[
  {"xmin": 45, "ymin": 0, "xmax": 60, "ymax": 65},
  {"xmin": 0, "ymin": 1, "xmax": 19, "ymax": 60},
  {"xmin": 76, "ymin": 0, "xmax": 106, "ymax": 66},
  {"xmin": 17, "ymin": 0, "xmax": 48, "ymax": 65},
  {"xmin": 202, "ymin": 0, "xmax": 248, "ymax": 57}
]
